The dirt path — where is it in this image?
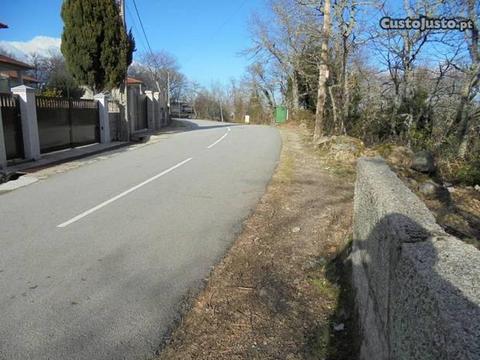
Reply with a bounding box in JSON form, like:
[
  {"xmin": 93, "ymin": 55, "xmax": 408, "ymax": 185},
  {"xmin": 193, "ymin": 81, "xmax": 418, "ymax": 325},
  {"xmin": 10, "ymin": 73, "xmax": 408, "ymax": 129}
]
[{"xmin": 157, "ymin": 125, "xmax": 357, "ymax": 359}]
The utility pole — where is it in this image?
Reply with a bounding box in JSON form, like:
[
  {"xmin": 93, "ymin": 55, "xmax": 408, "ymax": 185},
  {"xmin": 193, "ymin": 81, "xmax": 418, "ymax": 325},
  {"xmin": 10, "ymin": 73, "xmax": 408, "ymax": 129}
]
[
  {"xmin": 119, "ymin": 0, "xmax": 130, "ymax": 140},
  {"xmin": 119, "ymin": 0, "xmax": 125, "ymax": 23},
  {"xmin": 167, "ymin": 71, "xmax": 171, "ymax": 123}
]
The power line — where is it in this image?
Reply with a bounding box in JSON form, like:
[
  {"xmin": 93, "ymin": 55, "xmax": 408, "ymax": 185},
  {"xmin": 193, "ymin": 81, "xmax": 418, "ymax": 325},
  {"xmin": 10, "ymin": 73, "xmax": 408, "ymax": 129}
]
[
  {"xmin": 210, "ymin": 0, "xmax": 249, "ymax": 42},
  {"xmin": 129, "ymin": 0, "xmax": 163, "ymax": 76},
  {"xmin": 131, "ymin": 0, "xmax": 155, "ymax": 58},
  {"xmin": 125, "ymin": 2, "xmax": 148, "ymax": 55},
  {"xmin": 129, "ymin": 0, "xmax": 169, "ymax": 103},
  {"xmin": 183, "ymin": 0, "xmax": 249, "ymax": 65}
]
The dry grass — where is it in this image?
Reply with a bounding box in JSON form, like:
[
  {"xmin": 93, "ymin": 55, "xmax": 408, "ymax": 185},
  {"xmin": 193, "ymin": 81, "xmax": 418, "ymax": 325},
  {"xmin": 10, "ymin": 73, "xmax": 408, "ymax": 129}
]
[
  {"xmin": 383, "ymin": 153, "xmax": 480, "ymax": 249},
  {"xmin": 156, "ymin": 125, "xmax": 358, "ymax": 360}
]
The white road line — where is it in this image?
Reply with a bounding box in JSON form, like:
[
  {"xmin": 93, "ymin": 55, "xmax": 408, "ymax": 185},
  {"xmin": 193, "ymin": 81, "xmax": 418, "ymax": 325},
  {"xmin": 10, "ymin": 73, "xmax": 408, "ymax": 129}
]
[
  {"xmin": 57, "ymin": 157, "xmax": 193, "ymax": 228},
  {"xmin": 207, "ymin": 127, "xmax": 231, "ymax": 149}
]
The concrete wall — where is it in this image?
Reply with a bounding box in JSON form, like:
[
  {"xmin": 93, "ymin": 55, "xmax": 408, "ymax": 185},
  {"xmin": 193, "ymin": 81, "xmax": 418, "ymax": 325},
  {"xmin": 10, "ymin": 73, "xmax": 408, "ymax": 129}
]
[{"xmin": 353, "ymin": 157, "xmax": 480, "ymax": 360}]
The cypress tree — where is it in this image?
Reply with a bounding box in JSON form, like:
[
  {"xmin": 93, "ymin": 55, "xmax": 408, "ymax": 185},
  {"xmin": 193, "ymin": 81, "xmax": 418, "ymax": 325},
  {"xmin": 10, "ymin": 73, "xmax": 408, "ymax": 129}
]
[{"xmin": 61, "ymin": 0, "xmax": 135, "ymax": 93}]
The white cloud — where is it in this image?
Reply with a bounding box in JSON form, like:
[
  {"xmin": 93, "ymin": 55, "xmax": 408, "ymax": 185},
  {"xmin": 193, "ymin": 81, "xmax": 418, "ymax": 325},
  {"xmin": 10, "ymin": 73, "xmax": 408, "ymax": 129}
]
[{"xmin": 0, "ymin": 36, "xmax": 61, "ymax": 60}]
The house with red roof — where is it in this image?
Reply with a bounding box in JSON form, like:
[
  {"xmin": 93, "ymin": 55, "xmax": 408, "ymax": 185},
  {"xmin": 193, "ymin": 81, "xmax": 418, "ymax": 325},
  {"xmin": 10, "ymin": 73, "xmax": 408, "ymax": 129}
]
[
  {"xmin": 127, "ymin": 76, "xmax": 144, "ymax": 92},
  {"xmin": 0, "ymin": 54, "xmax": 40, "ymax": 92}
]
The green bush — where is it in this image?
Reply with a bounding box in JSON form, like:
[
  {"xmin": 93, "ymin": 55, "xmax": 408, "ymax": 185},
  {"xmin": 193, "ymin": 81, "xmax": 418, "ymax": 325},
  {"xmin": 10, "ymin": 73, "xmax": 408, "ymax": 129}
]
[{"xmin": 456, "ymin": 161, "xmax": 480, "ymax": 186}]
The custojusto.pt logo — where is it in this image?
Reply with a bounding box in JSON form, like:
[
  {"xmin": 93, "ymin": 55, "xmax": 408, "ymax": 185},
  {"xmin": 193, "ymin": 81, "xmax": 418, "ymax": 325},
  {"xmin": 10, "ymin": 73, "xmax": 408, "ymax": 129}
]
[{"xmin": 380, "ymin": 16, "xmax": 474, "ymax": 32}]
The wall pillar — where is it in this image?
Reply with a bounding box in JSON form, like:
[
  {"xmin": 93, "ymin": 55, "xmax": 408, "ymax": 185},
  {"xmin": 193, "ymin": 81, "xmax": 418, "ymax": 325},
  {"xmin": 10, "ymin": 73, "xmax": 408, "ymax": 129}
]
[
  {"xmin": 0, "ymin": 108, "xmax": 7, "ymax": 169},
  {"xmin": 94, "ymin": 93, "xmax": 110, "ymax": 144},
  {"xmin": 128, "ymin": 87, "xmax": 138, "ymax": 134},
  {"xmin": 145, "ymin": 90, "xmax": 155, "ymax": 130},
  {"xmin": 161, "ymin": 91, "xmax": 168, "ymax": 127},
  {"xmin": 153, "ymin": 92, "xmax": 161, "ymax": 129},
  {"xmin": 11, "ymin": 85, "xmax": 40, "ymax": 161}
]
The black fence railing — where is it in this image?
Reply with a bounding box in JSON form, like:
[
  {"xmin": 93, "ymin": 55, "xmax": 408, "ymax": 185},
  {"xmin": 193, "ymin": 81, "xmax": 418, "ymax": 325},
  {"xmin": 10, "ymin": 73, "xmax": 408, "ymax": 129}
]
[
  {"xmin": 108, "ymin": 100, "xmax": 122, "ymax": 141},
  {"xmin": 0, "ymin": 93, "xmax": 24, "ymax": 160},
  {"xmin": 35, "ymin": 97, "xmax": 99, "ymax": 153},
  {"xmin": 135, "ymin": 95, "xmax": 148, "ymax": 130}
]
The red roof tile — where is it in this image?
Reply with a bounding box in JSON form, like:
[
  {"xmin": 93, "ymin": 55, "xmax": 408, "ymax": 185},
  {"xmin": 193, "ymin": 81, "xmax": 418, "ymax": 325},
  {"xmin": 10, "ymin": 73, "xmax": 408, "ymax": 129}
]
[
  {"xmin": 0, "ymin": 70, "xmax": 39, "ymax": 83},
  {"xmin": 0, "ymin": 54, "xmax": 34, "ymax": 70},
  {"xmin": 127, "ymin": 77, "xmax": 143, "ymax": 85}
]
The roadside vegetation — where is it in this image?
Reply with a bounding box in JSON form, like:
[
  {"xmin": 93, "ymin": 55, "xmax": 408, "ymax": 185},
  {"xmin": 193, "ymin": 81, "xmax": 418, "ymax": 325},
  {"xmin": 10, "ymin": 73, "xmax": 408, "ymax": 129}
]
[
  {"xmin": 157, "ymin": 1, "xmax": 479, "ymax": 356},
  {"xmin": 2, "ymin": 0, "xmax": 478, "ymax": 179},
  {"xmin": 61, "ymin": 0, "xmax": 135, "ymax": 93},
  {"xmin": 189, "ymin": 0, "xmax": 480, "ymax": 248},
  {"xmin": 158, "ymin": 124, "xmax": 358, "ymax": 360},
  {"xmin": 191, "ymin": 0, "xmax": 480, "ymax": 190}
]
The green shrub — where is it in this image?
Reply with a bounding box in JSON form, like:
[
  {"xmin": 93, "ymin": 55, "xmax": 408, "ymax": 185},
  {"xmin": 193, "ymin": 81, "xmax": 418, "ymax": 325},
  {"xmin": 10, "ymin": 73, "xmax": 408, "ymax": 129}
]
[{"xmin": 456, "ymin": 161, "xmax": 480, "ymax": 186}]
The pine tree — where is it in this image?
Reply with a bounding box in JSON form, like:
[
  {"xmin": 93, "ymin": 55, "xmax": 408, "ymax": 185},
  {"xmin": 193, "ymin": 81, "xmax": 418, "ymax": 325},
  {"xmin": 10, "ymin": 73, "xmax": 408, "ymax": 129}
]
[{"xmin": 61, "ymin": 0, "xmax": 135, "ymax": 93}]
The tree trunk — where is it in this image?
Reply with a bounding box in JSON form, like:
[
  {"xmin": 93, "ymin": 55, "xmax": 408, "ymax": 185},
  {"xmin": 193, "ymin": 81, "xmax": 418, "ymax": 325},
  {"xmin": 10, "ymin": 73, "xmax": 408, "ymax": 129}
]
[
  {"xmin": 339, "ymin": 32, "xmax": 348, "ymax": 134},
  {"xmin": 341, "ymin": 69, "xmax": 349, "ymax": 135},
  {"xmin": 328, "ymin": 85, "xmax": 338, "ymax": 133},
  {"xmin": 453, "ymin": 81, "xmax": 472, "ymax": 140},
  {"xmin": 193, "ymin": 103, "xmax": 198, "ymax": 119},
  {"xmin": 291, "ymin": 72, "xmax": 300, "ymax": 112},
  {"xmin": 457, "ymin": 121, "xmax": 473, "ymax": 159},
  {"xmin": 448, "ymin": 66, "xmax": 480, "ymax": 157},
  {"xmin": 454, "ymin": 0, "xmax": 479, "ymax": 158},
  {"xmin": 313, "ymin": 0, "xmax": 331, "ymax": 143}
]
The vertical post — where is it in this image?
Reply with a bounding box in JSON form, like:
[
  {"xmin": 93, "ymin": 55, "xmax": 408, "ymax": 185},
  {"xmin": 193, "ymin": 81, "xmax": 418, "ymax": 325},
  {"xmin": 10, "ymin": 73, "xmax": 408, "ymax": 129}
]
[
  {"xmin": 68, "ymin": 98, "xmax": 73, "ymax": 146},
  {"xmin": 119, "ymin": 0, "xmax": 125, "ymax": 22},
  {"xmin": 128, "ymin": 87, "xmax": 138, "ymax": 133},
  {"xmin": 220, "ymin": 101, "xmax": 224, "ymax": 122},
  {"xmin": 124, "ymin": 80, "xmax": 130, "ymax": 140},
  {"xmin": 0, "ymin": 106, "xmax": 7, "ymax": 169},
  {"xmin": 161, "ymin": 93, "xmax": 165, "ymax": 127},
  {"xmin": 11, "ymin": 85, "xmax": 41, "ymax": 161},
  {"xmin": 153, "ymin": 91, "xmax": 161, "ymax": 129},
  {"xmin": 119, "ymin": 0, "xmax": 130, "ymax": 141},
  {"xmin": 144, "ymin": 90, "xmax": 155, "ymax": 130},
  {"xmin": 94, "ymin": 93, "xmax": 110, "ymax": 144},
  {"xmin": 166, "ymin": 71, "xmax": 171, "ymax": 125}
]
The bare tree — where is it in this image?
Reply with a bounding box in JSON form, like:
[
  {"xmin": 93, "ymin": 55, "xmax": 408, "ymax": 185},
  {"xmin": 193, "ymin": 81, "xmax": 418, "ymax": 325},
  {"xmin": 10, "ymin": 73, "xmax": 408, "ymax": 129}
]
[
  {"xmin": 446, "ymin": 0, "xmax": 480, "ymax": 157},
  {"xmin": 241, "ymin": 0, "xmax": 480, "ymax": 184},
  {"xmin": 247, "ymin": 62, "xmax": 278, "ymax": 113},
  {"xmin": 313, "ymin": 0, "xmax": 332, "ymax": 142},
  {"xmin": 129, "ymin": 50, "xmax": 188, "ymax": 103},
  {"xmin": 183, "ymin": 80, "xmax": 202, "ymax": 118},
  {"xmin": 246, "ymin": 0, "xmax": 317, "ymax": 112}
]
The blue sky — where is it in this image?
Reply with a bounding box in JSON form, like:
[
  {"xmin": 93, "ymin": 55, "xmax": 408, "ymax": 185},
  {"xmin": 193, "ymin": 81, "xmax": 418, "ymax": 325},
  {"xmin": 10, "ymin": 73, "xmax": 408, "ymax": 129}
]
[{"xmin": 1, "ymin": 0, "xmax": 264, "ymax": 86}]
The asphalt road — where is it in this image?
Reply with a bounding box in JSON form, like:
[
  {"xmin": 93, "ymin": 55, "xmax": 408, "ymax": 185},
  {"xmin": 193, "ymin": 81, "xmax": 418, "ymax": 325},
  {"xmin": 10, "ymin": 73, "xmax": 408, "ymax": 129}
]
[{"xmin": 0, "ymin": 119, "xmax": 281, "ymax": 360}]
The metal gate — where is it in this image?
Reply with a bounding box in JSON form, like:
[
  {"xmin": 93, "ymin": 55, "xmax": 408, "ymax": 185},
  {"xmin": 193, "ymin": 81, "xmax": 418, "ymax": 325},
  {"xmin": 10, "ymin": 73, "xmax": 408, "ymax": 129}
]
[
  {"xmin": 0, "ymin": 93, "xmax": 24, "ymax": 160},
  {"xmin": 136, "ymin": 95, "xmax": 148, "ymax": 130},
  {"xmin": 36, "ymin": 97, "xmax": 99, "ymax": 153},
  {"xmin": 108, "ymin": 100, "xmax": 121, "ymax": 141}
]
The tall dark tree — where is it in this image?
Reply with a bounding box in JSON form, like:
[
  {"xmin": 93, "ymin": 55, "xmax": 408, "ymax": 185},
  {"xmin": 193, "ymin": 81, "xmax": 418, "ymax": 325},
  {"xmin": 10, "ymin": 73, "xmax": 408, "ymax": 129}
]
[{"xmin": 61, "ymin": 0, "xmax": 135, "ymax": 92}]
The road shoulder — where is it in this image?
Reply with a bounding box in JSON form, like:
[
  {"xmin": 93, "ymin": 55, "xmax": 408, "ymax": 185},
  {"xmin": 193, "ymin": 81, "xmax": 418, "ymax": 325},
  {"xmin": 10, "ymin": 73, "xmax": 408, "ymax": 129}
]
[{"xmin": 157, "ymin": 124, "xmax": 358, "ymax": 359}]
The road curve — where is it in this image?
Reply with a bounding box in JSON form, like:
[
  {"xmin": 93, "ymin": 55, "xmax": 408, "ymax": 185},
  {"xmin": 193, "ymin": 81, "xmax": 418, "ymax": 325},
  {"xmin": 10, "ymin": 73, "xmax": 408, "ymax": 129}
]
[{"xmin": 0, "ymin": 119, "xmax": 281, "ymax": 360}]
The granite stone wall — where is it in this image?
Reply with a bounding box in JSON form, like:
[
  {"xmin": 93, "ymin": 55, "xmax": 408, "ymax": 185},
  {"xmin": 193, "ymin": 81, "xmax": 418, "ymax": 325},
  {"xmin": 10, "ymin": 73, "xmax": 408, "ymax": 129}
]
[{"xmin": 353, "ymin": 157, "xmax": 480, "ymax": 360}]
